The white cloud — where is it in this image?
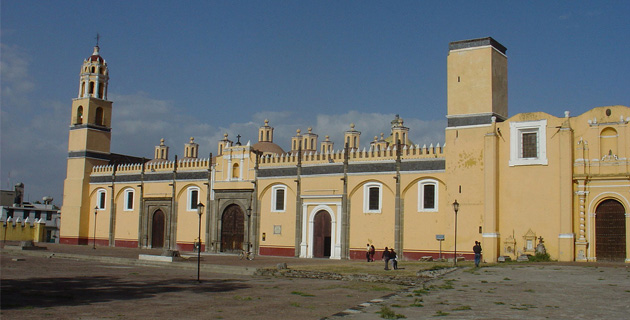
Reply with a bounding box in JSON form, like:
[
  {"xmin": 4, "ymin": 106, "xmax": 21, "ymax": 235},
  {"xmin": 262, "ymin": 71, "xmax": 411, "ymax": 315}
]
[{"xmin": 0, "ymin": 43, "xmax": 35, "ymax": 108}]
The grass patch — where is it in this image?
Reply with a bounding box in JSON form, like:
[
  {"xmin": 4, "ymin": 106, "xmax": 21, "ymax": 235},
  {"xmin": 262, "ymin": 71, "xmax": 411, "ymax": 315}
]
[
  {"xmin": 523, "ymin": 289, "xmax": 534, "ymax": 293},
  {"xmin": 290, "ymin": 302, "xmax": 301, "ymax": 307},
  {"xmin": 452, "ymin": 305, "xmax": 472, "ymax": 311},
  {"xmin": 503, "ymin": 277, "xmax": 511, "ymax": 280},
  {"xmin": 291, "ymin": 291, "xmax": 314, "ymax": 297},
  {"xmin": 409, "ymin": 298, "xmax": 424, "ymax": 307},
  {"xmin": 233, "ymin": 295, "xmax": 253, "ymax": 301},
  {"xmin": 413, "ymin": 288, "xmax": 430, "ymax": 296},
  {"xmin": 377, "ymin": 306, "xmax": 406, "ymax": 319},
  {"xmin": 434, "ymin": 310, "xmax": 450, "ymax": 316},
  {"xmin": 494, "ymin": 301, "xmax": 505, "ymax": 305},
  {"xmin": 480, "ymin": 280, "xmax": 488, "ymax": 283}
]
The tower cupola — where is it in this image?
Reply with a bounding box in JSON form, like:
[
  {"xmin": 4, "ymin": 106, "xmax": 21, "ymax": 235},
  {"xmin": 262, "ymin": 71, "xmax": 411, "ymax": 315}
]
[{"xmin": 78, "ymin": 45, "xmax": 109, "ymax": 100}]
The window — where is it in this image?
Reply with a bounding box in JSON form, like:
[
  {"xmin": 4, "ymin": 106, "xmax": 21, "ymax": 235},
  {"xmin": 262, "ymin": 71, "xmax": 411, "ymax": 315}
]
[
  {"xmin": 95, "ymin": 107, "xmax": 103, "ymax": 126},
  {"xmin": 363, "ymin": 182, "xmax": 382, "ymax": 213},
  {"xmin": 76, "ymin": 106, "xmax": 83, "ymax": 124},
  {"xmin": 232, "ymin": 163, "xmax": 240, "ymax": 180},
  {"xmin": 418, "ymin": 180, "xmax": 438, "ymax": 212},
  {"xmin": 96, "ymin": 189, "xmax": 106, "ymax": 210},
  {"xmin": 124, "ymin": 189, "xmax": 134, "ymax": 211},
  {"xmin": 271, "ymin": 185, "xmax": 286, "ymax": 212},
  {"xmin": 509, "ymin": 120, "xmax": 548, "ymax": 166},
  {"xmin": 187, "ymin": 187, "xmax": 199, "ymax": 211}
]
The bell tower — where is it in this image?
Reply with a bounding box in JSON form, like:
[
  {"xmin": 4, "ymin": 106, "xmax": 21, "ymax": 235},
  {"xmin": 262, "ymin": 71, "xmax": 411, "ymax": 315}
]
[{"xmin": 60, "ymin": 43, "xmax": 113, "ymax": 244}]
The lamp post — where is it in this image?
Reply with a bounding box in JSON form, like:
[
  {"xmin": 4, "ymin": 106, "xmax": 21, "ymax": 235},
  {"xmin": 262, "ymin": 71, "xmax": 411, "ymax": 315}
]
[
  {"xmin": 93, "ymin": 206, "xmax": 98, "ymax": 249},
  {"xmin": 196, "ymin": 202, "xmax": 205, "ymax": 283},
  {"xmin": 246, "ymin": 205, "xmax": 252, "ymax": 255},
  {"xmin": 452, "ymin": 200, "xmax": 459, "ymax": 266}
]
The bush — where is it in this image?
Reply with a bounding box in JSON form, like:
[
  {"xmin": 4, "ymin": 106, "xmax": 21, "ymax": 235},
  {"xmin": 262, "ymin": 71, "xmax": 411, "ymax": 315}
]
[{"xmin": 528, "ymin": 252, "xmax": 550, "ymax": 262}]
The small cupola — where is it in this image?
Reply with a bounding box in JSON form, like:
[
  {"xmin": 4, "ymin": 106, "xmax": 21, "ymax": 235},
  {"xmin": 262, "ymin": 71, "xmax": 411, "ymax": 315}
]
[
  {"xmin": 78, "ymin": 42, "xmax": 109, "ymax": 100},
  {"xmin": 184, "ymin": 137, "xmax": 199, "ymax": 158}
]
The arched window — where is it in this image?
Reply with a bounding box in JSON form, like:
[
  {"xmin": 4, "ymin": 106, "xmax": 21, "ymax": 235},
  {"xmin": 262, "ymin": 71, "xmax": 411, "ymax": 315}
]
[
  {"xmin": 95, "ymin": 107, "xmax": 104, "ymax": 126},
  {"xmin": 80, "ymin": 82, "xmax": 86, "ymax": 97},
  {"xmin": 311, "ymin": 138, "xmax": 314, "ymax": 149},
  {"xmin": 418, "ymin": 179, "xmax": 439, "ymax": 212},
  {"xmin": 363, "ymin": 182, "xmax": 382, "ymax": 213},
  {"xmin": 271, "ymin": 185, "xmax": 287, "ymax": 212},
  {"xmin": 89, "ymin": 82, "xmax": 95, "ymax": 94},
  {"xmin": 123, "ymin": 189, "xmax": 134, "ymax": 211},
  {"xmin": 600, "ymin": 127, "xmax": 618, "ymax": 158},
  {"xmin": 98, "ymin": 84, "xmax": 104, "ymax": 99},
  {"xmin": 266, "ymin": 131, "xmax": 270, "ymax": 141},
  {"xmin": 260, "ymin": 132, "xmax": 264, "ymax": 141},
  {"xmin": 232, "ymin": 163, "xmax": 240, "ymax": 179},
  {"xmin": 96, "ymin": 189, "xmax": 107, "ymax": 210},
  {"xmin": 76, "ymin": 106, "xmax": 84, "ymax": 124},
  {"xmin": 187, "ymin": 187, "xmax": 200, "ymax": 211},
  {"xmin": 353, "ymin": 136, "xmax": 357, "ymax": 147},
  {"xmin": 91, "ymin": 66, "xmax": 95, "ymax": 73}
]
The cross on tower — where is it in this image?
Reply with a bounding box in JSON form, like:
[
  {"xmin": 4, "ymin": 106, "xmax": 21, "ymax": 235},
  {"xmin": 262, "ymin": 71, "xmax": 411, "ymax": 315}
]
[{"xmin": 95, "ymin": 33, "xmax": 100, "ymax": 46}]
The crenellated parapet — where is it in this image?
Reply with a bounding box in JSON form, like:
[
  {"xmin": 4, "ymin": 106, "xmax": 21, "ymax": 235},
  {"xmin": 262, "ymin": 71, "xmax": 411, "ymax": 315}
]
[
  {"xmin": 91, "ymin": 158, "xmax": 212, "ymax": 175},
  {"xmin": 259, "ymin": 143, "xmax": 444, "ymax": 166}
]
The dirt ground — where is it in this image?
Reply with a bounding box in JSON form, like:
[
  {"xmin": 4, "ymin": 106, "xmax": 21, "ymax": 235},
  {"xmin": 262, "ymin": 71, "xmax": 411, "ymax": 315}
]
[
  {"xmin": 336, "ymin": 264, "xmax": 630, "ymax": 319},
  {"xmin": 2, "ymin": 245, "xmax": 630, "ymax": 320},
  {"xmin": 1, "ymin": 252, "xmax": 402, "ymax": 320}
]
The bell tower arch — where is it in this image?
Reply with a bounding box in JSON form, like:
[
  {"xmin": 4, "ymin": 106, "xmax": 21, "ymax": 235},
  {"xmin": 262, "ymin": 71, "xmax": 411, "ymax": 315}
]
[{"xmin": 61, "ymin": 43, "xmax": 113, "ymax": 245}]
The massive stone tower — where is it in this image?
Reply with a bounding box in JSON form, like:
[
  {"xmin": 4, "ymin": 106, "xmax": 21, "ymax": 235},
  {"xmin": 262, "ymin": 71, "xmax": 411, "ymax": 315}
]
[{"xmin": 60, "ymin": 45, "xmax": 113, "ymax": 244}]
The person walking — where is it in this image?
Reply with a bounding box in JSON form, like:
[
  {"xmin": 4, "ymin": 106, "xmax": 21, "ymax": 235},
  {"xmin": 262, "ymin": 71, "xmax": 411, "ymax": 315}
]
[
  {"xmin": 389, "ymin": 248, "xmax": 398, "ymax": 270},
  {"xmin": 382, "ymin": 246, "xmax": 391, "ymax": 270},
  {"xmin": 366, "ymin": 243, "xmax": 371, "ymax": 262},
  {"xmin": 369, "ymin": 245, "xmax": 375, "ymax": 262},
  {"xmin": 473, "ymin": 241, "xmax": 482, "ymax": 267}
]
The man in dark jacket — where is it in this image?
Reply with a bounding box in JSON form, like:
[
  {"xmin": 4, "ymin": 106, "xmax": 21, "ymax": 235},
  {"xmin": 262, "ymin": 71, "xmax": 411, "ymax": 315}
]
[
  {"xmin": 473, "ymin": 241, "xmax": 482, "ymax": 267},
  {"xmin": 383, "ymin": 247, "xmax": 390, "ymax": 270}
]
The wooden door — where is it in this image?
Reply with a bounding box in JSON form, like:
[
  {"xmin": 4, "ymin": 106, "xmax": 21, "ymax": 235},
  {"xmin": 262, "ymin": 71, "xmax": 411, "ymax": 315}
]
[
  {"xmin": 221, "ymin": 205, "xmax": 244, "ymax": 252},
  {"xmin": 596, "ymin": 199, "xmax": 626, "ymax": 262},
  {"xmin": 313, "ymin": 211, "xmax": 331, "ymax": 258},
  {"xmin": 151, "ymin": 209, "xmax": 165, "ymax": 248}
]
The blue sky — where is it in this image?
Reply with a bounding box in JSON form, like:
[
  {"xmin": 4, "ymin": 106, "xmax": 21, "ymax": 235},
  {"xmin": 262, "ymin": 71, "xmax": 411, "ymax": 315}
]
[{"xmin": 1, "ymin": 1, "xmax": 628, "ymax": 204}]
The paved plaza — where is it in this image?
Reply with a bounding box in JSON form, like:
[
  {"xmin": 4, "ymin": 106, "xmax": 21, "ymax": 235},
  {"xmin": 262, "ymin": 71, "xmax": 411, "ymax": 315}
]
[{"xmin": 1, "ymin": 244, "xmax": 629, "ymax": 319}]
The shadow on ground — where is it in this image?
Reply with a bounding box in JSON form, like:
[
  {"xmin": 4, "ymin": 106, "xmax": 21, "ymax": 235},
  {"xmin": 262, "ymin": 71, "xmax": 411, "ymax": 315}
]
[{"xmin": 1, "ymin": 276, "xmax": 251, "ymax": 309}]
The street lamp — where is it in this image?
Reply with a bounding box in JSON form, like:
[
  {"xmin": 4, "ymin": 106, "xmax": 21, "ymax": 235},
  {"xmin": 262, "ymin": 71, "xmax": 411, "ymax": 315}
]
[
  {"xmin": 93, "ymin": 206, "xmax": 98, "ymax": 249},
  {"xmin": 246, "ymin": 205, "xmax": 252, "ymax": 253},
  {"xmin": 196, "ymin": 202, "xmax": 205, "ymax": 283},
  {"xmin": 452, "ymin": 200, "xmax": 459, "ymax": 266}
]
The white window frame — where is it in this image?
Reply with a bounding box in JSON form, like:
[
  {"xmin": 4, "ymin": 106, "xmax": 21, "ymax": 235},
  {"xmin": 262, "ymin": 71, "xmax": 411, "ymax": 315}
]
[
  {"xmin": 123, "ymin": 188, "xmax": 134, "ymax": 211},
  {"xmin": 271, "ymin": 185, "xmax": 287, "ymax": 212},
  {"xmin": 363, "ymin": 182, "xmax": 382, "ymax": 213},
  {"xmin": 418, "ymin": 179, "xmax": 438, "ymax": 212},
  {"xmin": 509, "ymin": 119, "xmax": 548, "ymax": 166},
  {"xmin": 187, "ymin": 186, "xmax": 200, "ymax": 211},
  {"xmin": 96, "ymin": 189, "xmax": 107, "ymax": 210}
]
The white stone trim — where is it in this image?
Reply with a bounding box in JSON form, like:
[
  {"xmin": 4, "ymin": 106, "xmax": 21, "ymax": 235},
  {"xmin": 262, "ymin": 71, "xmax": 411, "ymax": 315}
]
[
  {"xmin": 123, "ymin": 188, "xmax": 134, "ymax": 211},
  {"xmin": 271, "ymin": 185, "xmax": 287, "ymax": 212},
  {"xmin": 301, "ymin": 202, "xmax": 342, "ymax": 259},
  {"xmin": 96, "ymin": 188, "xmax": 107, "ymax": 210},
  {"xmin": 186, "ymin": 186, "xmax": 200, "ymax": 212},
  {"xmin": 509, "ymin": 119, "xmax": 548, "ymax": 166},
  {"xmin": 363, "ymin": 182, "xmax": 382, "ymax": 214},
  {"xmin": 482, "ymin": 233, "xmax": 500, "ymax": 238},
  {"xmin": 558, "ymin": 233, "xmax": 575, "ymax": 239},
  {"xmin": 418, "ymin": 179, "xmax": 439, "ymax": 212}
]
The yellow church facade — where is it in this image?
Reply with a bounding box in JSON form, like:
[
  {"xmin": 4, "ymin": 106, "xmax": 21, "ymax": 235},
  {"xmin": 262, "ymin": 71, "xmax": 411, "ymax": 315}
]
[{"xmin": 60, "ymin": 37, "xmax": 629, "ymax": 263}]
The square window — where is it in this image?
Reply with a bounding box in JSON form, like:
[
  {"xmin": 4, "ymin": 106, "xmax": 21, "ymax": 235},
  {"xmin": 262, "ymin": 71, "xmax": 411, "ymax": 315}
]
[{"xmin": 509, "ymin": 120, "xmax": 548, "ymax": 166}]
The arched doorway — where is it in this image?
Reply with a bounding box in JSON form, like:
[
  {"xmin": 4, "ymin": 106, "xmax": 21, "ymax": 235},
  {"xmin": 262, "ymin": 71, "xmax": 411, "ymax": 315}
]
[
  {"xmin": 313, "ymin": 210, "xmax": 331, "ymax": 258},
  {"xmin": 151, "ymin": 209, "xmax": 165, "ymax": 248},
  {"xmin": 596, "ymin": 199, "xmax": 626, "ymax": 262},
  {"xmin": 221, "ymin": 205, "xmax": 244, "ymax": 252}
]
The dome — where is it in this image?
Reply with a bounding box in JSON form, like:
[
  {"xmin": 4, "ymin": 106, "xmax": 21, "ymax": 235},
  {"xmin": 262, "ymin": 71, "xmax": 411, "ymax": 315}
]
[
  {"xmin": 252, "ymin": 141, "xmax": 285, "ymax": 155},
  {"xmin": 87, "ymin": 46, "xmax": 105, "ymax": 63}
]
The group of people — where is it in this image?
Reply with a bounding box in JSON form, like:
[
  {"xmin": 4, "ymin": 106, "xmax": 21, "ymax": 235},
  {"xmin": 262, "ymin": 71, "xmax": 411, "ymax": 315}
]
[
  {"xmin": 365, "ymin": 241, "xmax": 482, "ymax": 269},
  {"xmin": 366, "ymin": 244, "xmax": 398, "ymax": 270}
]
